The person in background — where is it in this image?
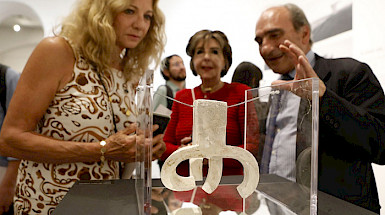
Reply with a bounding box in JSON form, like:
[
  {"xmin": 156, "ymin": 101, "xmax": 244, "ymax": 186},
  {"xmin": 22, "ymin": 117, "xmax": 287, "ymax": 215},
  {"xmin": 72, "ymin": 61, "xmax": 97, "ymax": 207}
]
[
  {"xmin": 153, "ymin": 55, "xmax": 186, "ymax": 171},
  {"xmin": 160, "ymin": 29, "xmax": 259, "ymax": 212},
  {"xmin": 231, "ymin": 61, "xmax": 267, "ymax": 128},
  {"xmin": 254, "ymin": 3, "xmax": 385, "ymax": 213},
  {"xmin": 153, "ymin": 54, "xmax": 186, "ymax": 171},
  {"xmin": 0, "ymin": 0, "xmax": 166, "ymax": 213},
  {"xmin": 153, "ymin": 54, "xmax": 186, "ymax": 112},
  {"xmin": 0, "ymin": 64, "xmax": 19, "ymax": 215},
  {"xmin": 231, "ymin": 61, "xmax": 263, "ymax": 89}
]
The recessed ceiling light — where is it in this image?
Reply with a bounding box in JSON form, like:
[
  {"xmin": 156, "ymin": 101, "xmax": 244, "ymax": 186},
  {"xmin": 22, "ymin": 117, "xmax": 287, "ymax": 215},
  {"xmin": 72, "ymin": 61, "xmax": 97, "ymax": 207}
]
[{"xmin": 13, "ymin": 24, "xmax": 21, "ymax": 32}]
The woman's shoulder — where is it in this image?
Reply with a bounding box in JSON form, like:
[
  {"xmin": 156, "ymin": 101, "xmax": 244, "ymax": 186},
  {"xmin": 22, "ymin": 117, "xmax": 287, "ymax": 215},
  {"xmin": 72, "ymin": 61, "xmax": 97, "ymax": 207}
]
[
  {"xmin": 175, "ymin": 88, "xmax": 192, "ymax": 98},
  {"xmin": 36, "ymin": 37, "xmax": 75, "ymax": 63},
  {"xmin": 226, "ymin": 82, "xmax": 251, "ymax": 91},
  {"xmin": 30, "ymin": 37, "xmax": 76, "ymax": 89},
  {"xmin": 175, "ymin": 88, "xmax": 199, "ymax": 103},
  {"xmin": 39, "ymin": 37, "xmax": 71, "ymax": 51}
]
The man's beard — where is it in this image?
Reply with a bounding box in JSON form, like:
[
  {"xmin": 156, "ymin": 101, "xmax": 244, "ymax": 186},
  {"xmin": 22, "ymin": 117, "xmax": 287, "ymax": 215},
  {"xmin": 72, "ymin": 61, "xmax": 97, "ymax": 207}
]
[{"xmin": 171, "ymin": 74, "xmax": 186, "ymax": 82}]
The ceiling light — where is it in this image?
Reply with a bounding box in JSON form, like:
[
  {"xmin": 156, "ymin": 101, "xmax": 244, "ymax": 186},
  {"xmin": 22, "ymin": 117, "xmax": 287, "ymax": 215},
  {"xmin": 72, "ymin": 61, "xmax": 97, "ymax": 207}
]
[{"xmin": 13, "ymin": 24, "xmax": 21, "ymax": 32}]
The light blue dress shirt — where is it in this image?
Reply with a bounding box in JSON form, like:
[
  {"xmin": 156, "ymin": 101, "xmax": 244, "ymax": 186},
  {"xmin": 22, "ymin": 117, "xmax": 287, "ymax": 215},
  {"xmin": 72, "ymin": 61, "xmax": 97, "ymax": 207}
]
[{"xmin": 267, "ymin": 50, "xmax": 316, "ymax": 181}]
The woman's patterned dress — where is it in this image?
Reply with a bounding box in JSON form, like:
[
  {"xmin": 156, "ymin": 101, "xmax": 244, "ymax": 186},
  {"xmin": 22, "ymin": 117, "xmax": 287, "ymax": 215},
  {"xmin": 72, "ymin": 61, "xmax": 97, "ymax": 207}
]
[{"xmin": 14, "ymin": 40, "xmax": 137, "ymax": 214}]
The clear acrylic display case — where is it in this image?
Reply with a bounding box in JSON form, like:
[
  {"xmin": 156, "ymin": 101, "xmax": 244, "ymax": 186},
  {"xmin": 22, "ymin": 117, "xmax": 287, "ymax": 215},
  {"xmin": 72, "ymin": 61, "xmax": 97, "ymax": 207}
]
[
  {"xmin": 154, "ymin": 78, "xmax": 319, "ymax": 215},
  {"xmin": 54, "ymin": 77, "xmax": 375, "ymax": 215},
  {"xmin": 244, "ymin": 78, "xmax": 319, "ymax": 215},
  {"xmin": 135, "ymin": 69, "xmax": 155, "ymax": 214}
]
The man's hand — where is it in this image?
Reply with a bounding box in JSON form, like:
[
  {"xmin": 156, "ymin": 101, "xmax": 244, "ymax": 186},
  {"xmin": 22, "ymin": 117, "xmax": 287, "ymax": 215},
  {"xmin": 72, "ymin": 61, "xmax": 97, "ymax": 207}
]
[{"xmin": 273, "ymin": 40, "xmax": 326, "ymax": 99}]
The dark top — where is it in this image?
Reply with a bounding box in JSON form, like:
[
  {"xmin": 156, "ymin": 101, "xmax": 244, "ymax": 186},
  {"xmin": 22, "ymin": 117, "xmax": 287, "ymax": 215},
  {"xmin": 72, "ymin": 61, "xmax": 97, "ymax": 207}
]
[
  {"xmin": 314, "ymin": 54, "xmax": 385, "ymax": 213},
  {"xmin": 260, "ymin": 54, "xmax": 385, "ymax": 213}
]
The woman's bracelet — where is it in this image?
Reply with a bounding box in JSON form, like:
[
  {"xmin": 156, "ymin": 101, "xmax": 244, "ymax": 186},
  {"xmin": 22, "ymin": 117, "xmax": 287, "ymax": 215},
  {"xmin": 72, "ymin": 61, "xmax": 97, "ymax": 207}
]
[{"xmin": 100, "ymin": 140, "xmax": 107, "ymax": 168}]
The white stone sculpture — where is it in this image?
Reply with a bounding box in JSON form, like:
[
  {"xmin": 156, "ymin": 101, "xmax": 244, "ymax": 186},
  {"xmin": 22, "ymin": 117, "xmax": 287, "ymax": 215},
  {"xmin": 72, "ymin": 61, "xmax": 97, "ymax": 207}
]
[
  {"xmin": 171, "ymin": 207, "xmax": 202, "ymax": 215},
  {"xmin": 160, "ymin": 99, "xmax": 260, "ymax": 205}
]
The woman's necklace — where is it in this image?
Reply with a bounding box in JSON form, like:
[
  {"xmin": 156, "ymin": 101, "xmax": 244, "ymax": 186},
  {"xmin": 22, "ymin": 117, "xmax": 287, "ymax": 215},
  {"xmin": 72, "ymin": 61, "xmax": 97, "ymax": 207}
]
[
  {"xmin": 201, "ymin": 81, "xmax": 224, "ymax": 93},
  {"xmin": 97, "ymin": 70, "xmax": 118, "ymax": 133}
]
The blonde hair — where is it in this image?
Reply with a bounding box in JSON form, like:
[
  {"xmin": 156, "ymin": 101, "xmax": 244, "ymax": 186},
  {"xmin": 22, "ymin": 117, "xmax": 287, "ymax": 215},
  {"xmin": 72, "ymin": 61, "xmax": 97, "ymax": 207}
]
[{"xmin": 58, "ymin": 0, "xmax": 165, "ymax": 81}]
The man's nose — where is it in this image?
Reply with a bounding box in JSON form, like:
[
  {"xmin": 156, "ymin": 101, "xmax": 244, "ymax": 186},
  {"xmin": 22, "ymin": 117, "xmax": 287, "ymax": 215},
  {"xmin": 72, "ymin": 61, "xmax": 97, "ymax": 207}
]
[{"xmin": 260, "ymin": 40, "xmax": 275, "ymax": 56}]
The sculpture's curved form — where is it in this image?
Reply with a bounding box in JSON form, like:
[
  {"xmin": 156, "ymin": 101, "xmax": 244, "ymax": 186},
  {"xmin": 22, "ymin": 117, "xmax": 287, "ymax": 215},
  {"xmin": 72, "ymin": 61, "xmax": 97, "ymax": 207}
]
[{"xmin": 161, "ymin": 99, "xmax": 260, "ymax": 199}]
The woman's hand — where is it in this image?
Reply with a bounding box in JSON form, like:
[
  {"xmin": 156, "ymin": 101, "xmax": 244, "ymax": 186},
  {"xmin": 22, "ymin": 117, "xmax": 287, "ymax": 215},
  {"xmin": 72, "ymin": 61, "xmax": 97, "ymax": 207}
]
[
  {"xmin": 104, "ymin": 123, "xmax": 138, "ymax": 163},
  {"xmin": 103, "ymin": 123, "xmax": 166, "ymax": 162},
  {"xmin": 179, "ymin": 136, "xmax": 192, "ymax": 148},
  {"xmin": 152, "ymin": 132, "xmax": 166, "ymax": 160}
]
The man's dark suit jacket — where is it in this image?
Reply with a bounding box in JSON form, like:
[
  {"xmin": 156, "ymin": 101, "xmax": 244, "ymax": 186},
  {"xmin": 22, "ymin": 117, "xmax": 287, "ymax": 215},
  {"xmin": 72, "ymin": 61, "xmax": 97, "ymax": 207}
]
[{"xmin": 260, "ymin": 54, "xmax": 385, "ymax": 213}]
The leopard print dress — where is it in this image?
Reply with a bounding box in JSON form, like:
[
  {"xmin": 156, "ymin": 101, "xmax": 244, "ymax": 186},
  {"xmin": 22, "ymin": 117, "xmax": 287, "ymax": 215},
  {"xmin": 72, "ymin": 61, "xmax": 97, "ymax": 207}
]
[{"xmin": 13, "ymin": 40, "xmax": 137, "ymax": 214}]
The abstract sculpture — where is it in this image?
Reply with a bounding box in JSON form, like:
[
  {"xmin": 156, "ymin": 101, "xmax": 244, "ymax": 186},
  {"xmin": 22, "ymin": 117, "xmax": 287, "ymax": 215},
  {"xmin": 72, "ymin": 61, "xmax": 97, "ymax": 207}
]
[{"xmin": 161, "ymin": 99, "xmax": 260, "ymax": 207}]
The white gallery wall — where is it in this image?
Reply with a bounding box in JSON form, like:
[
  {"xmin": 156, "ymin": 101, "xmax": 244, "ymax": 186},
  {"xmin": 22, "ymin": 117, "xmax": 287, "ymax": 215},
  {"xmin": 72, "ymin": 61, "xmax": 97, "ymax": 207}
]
[
  {"xmin": 1, "ymin": 0, "xmax": 384, "ymax": 88},
  {"xmin": 0, "ymin": 0, "xmax": 384, "ymax": 213},
  {"xmin": 0, "ymin": 0, "xmax": 75, "ymax": 36},
  {"xmin": 353, "ymin": 0, "xmax": 385, "ymax": 89}
]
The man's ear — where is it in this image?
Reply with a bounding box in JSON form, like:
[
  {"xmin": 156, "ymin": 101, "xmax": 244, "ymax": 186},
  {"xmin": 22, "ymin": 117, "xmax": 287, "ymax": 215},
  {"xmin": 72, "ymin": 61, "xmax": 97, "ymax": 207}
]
[
  {"xmin": 163, "ymin": 69, "xmax": 171, "ymax": 78},
  {"xmin": 301, "ymin": 25, "xmax": 311, "ymax": 45}
]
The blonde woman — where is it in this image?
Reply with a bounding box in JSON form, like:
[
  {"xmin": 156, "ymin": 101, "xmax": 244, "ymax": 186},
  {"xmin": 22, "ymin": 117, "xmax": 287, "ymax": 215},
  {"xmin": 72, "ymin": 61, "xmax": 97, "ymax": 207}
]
[{"xmin": 0, "ymin": 0, "xmax": 165, "ymax": 213}]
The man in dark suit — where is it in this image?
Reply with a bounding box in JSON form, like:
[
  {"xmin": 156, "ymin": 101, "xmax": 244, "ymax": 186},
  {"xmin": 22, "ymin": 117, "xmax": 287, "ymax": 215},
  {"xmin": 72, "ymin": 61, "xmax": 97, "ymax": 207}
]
[{"xmin": 254, "ymin": 3, "xmax": 385, "ymax": 213}]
